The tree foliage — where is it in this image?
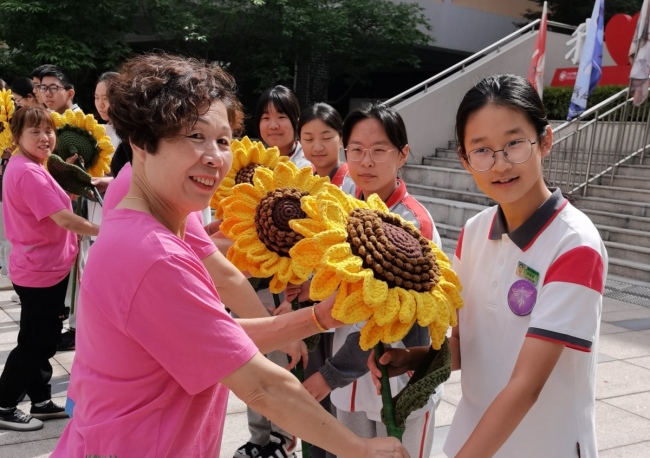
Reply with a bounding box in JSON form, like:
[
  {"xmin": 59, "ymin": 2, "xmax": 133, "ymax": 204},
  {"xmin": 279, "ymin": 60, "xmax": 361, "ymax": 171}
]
[{"xmin": 523, "ymin": 0, "xmax": 644, "ymax": 26}]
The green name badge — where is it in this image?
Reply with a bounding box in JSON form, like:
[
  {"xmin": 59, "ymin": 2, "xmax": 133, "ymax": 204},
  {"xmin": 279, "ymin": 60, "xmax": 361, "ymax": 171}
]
[{"xmin": 516, "ymin": 261, "xmax": 539, "ymax": 286}]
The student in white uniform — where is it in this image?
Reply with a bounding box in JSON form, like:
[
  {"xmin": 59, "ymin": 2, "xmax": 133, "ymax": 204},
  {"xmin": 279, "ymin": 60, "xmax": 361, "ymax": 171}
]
[
  {"xmin": 303, "ymin": 103, "xmax": 442, "ymax": 458},
  {"xmin": 369, "ymin": 74, "xmax": 607, "ymax": 458}
]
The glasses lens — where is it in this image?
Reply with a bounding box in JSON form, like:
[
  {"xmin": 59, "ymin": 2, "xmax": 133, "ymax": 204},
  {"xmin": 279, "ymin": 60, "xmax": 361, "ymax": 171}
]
[
  {"xmin": 468, "ymin": 148, "xmax": 494, "ymax": 171},
  {"xmin": 369, "ymin": 147, "xmax": 390, "ymax": 162},
  {"xmin": 346, "ymin": 146, "xmax": 364, "ymax": 161},
  {"xmin": 503, "ymin": 139, "xmax": 532, "ymax": 164}
]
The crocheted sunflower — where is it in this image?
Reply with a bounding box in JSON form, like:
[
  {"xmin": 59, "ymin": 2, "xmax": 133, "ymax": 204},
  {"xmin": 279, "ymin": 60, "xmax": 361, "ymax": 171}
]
[
  {"xmin": 220, "ymin": 160, "xmax": 332, "ymax": 293},
  {"xmin": 50, "ymin": 109, "xmax": 114, "ymax": 177},
  {"xmin": 289, "ymin": 187, "xmax": 463, "ymax": 351},
  {"xmin": 0, "ymin": 89, "xmax": 15, "ymax": 151},
  {"xmin": 210, "ymin": 136, "xmax": 289, "ymax": 217}
]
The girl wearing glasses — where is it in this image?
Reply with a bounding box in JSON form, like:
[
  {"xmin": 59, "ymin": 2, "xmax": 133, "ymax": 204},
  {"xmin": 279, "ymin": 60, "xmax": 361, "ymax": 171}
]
[
  {"xmin": 369, "ymin": 74, "xmax": 607, "ymax": 457},
  {"xmin": 302, "ymin": 103, "xmax": 443, "ymax": 458}
]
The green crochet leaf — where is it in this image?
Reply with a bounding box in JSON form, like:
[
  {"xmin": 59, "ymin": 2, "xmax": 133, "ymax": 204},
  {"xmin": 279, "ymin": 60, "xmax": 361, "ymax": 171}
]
[
  {"xmin": 47, "ymin": 154, "xmax": 92, "ymax": 196},
  {"xmin": 381, "ymin": 337, "xmax": 451, "ymax": 429}
]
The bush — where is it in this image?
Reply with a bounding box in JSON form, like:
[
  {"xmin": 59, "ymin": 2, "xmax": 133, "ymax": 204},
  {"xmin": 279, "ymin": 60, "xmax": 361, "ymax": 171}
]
[{"xmin": 542, "ymin": 85, "xmax": 645, "ymax": 121}]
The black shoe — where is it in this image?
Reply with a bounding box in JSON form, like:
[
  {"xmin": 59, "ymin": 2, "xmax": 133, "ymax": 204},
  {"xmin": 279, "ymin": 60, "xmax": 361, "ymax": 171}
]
[
  {"xmin": 234, "ymin": 441, "xmax": 264, "ymax": 458},
  {"xmin": 260, "ymin": 432, "xmax": 296, "ymax": 458},
  {"xmin": 57, "ymin": 328, "xmax": 76, "ymax": 352},
  {"xmin": 0, "ymin": 408, "xmax": 44, "ymax": 431},
  {"xmin": 30, "ymin": 400, "xmax": 69, "ymax": 420}
]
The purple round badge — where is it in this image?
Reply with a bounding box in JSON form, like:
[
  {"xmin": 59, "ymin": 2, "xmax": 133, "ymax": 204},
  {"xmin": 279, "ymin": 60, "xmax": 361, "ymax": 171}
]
[{"xmin": 507, "ymin": 279, "xmax": 537, "ymax": 316}]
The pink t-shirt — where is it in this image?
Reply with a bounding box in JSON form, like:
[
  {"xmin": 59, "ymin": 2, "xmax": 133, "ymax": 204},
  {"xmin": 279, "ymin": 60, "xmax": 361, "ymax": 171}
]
[
  {"xmin": 1, "ymin": 154, "xmax": 77, "ymax": 287},
  {"xmin": 52, "ymin": 209, "xmax": 258, "ymax": 457},
  {"xmin": 103, "ymin": 162, "xmax": 216, "ymax": 259}
]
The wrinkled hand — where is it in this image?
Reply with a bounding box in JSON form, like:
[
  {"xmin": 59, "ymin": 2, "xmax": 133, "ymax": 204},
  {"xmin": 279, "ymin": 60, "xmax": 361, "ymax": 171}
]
[
  {"xmin": 302, "ymin": 371, "xmax": 331, "ymax": 402},
  {"xmin": 284, "ymin": 281, "xmax": 311, "ymax": 303},
  {"xmin": 367, "ymin": 348, "xmax": 414, "ymax": 395},
  {"xmin": 358, "ymin": 437, "xmax": 409, "ymax": 458},
  {"xmin": 314, "ymin": 294, "xmax": 343, "ymax": 330},
  {"xmin": 272, "ymin": 300, "xmax": 293, "ymax": 316},
  {"xmin": 279, "ymin": 340, "xmax": 308, "ymax": 370},
  {"xmin": 65, "ymin": 154, "xmax": 79, "ymax": 165}
]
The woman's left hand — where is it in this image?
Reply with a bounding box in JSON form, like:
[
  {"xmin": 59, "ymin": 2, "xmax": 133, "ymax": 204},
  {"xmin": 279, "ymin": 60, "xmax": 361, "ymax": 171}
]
[{"xmin": 279, "ymin": 340, "xmax": 308, "ymax": 370}]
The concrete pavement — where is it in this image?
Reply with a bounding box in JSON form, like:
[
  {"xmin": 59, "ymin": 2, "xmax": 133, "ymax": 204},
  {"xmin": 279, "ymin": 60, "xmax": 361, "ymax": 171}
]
[{"xmin": 1, "ymin": 284, "xmax": 649, "ymax": 457}]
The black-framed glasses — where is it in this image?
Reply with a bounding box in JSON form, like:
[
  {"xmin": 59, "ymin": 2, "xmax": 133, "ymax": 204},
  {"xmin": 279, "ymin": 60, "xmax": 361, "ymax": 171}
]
[
  {"xmin": 466, "ymin": 138, "xmax": 537, "ymax": 172},
  {"xmin": 345, "ymin": 145, "xmax": 396, "ymax": 162},
  {"xmin": 37, "ymin": 84, "xmax": 66, "ymax": 94}
]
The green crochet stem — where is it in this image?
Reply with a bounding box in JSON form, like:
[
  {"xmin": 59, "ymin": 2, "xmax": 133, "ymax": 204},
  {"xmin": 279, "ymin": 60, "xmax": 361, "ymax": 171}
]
[{"xmin": 374, "ymin": 342, "xmax": 403, "ymax": 441}]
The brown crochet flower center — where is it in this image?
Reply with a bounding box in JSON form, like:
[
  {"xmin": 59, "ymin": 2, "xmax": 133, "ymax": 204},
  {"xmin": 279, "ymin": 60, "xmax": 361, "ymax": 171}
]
[
  {"xmin": 255, "ymin": 187, "xmax": 307, "ymax": 257},
  {"xmin": 235, "ymin": 163, "xmax": 265, "ymax": 185},
  {"xmin": 346, "ymin": 208, "xmax": 439, "ymax": 291}
]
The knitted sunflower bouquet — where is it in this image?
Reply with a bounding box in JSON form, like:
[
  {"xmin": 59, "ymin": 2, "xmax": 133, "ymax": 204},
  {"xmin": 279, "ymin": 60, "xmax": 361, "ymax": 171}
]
[
  {"xmin": 0, "ymin": 89, "xmax": 15, "ymax": 153},
  {"xmin": 47, "ymin": 109, "xmax": 114, "ymax": 202},
  {"xmin": 285, "ymin": 186, "xmax": 463, "ymax": 439}
]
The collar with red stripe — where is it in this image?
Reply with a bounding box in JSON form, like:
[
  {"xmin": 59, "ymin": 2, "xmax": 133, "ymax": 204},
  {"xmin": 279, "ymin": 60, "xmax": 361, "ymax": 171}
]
[
  {"xmin": 489, "ymin": 188, "xmax": 567, "ymax": 251},
  {"xmin": 356, "ymin": 179, "xmax": 406, "ymax": 209}
]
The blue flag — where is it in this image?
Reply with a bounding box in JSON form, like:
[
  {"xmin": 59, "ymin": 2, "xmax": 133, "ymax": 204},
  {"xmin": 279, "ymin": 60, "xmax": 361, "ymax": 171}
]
[{"xmin": 567, "ymin": 0, "xmax": 604, "ymax": 120}]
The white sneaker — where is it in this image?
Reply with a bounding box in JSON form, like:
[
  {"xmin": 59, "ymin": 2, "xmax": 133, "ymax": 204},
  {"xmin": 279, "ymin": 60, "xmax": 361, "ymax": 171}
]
[
  {"xmin": 0, "ymin": 275, "xmax": 13, "ymax": 291},
  {"xmin": 11, "ymin": 294, "xmax": 19, "ymax": 303}
]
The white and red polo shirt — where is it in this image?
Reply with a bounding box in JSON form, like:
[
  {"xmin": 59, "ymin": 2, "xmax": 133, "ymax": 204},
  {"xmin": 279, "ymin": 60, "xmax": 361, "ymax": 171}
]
[{"xmin": 445, "ymin": 189, "xmax": 607, "ymax": 458}]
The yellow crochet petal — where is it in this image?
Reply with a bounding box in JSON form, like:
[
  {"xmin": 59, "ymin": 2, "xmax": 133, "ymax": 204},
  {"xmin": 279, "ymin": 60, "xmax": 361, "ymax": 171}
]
[
  {"xmin": 289, "ymin": 218, "xmax": 328, "ymax": 238},
  {"xmin": 301, "ymin": 196, "xmax": 321, "ymax": 220},
  {"xmin": 289, "ymin": 238, "xmax": 326, "ymax": 270},
  {"xmin": 253, "ymin": 167, "xmax": 275, "ymax": 194},
  {"xmin": 363, "ymin": 274, "xmax": 388, "ymax": 308},
  {"xmin": 428, "ymin": 320, "xmax": 448, "ymax": 350},
  {"xmin": 359, "ymin": 317, "xmax": 383, "ymax": 351},
  {"xmin": 416, "ymin": 291, "xmax": 436, "ymax": 327},
  {"xmin": 234, "ymin": 229, "xmax": 263, "ymax": 251},
  {"xmin": 322, "ymin": 243, "xmax": 365, "ymax": 282},
  {"xmin": 374, "ymin": 287, "xmax": 400, "ymax": 327},
  {"xmin": 294, "ymin": 164, "xmax": 316, "ymax": 190},
  {"xmin": 223, "ymin": 199, "xmax": 256, "ymax": 221},
  {"xmin": 272, "ymin": 161, "xmax": 296, "ymax": 188},
  {"xmin": 397, "ymin": 287, "xmax": 416, "ymax": 324},
  {"xmin": 290, "ymin": 259, "xmax": 313, "ymax": 281},
  {"xmin": 383, "ymin": 314, "xmax": 416, "ymax": 345},
  {"xmin": 366, "ymin": 194, "xmax": 389, "ymax": 212},
  {"xmin": 322, "ymin": 199, "xmax": 349, "ymax": 228},
  {"xmin": 331, "ymin": 287, "xmax": 372, "ymax": 324},
  {"xmin": 310, "ymin": 268, "xmax": 342, "ymax": 301}
]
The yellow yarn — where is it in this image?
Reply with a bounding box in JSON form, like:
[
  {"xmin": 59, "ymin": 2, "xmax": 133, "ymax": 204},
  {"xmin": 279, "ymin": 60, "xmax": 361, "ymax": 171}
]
[{"xmin": 210, "ymin": 136, "xmax": 289, "ymax": 217}]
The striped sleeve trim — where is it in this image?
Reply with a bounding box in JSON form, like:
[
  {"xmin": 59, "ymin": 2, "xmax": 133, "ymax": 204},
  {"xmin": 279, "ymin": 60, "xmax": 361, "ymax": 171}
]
[
  {"xmin": 455, "ymin": 227, "xmax": 465, "ymax": 261},
  {"xmin": 543, "ymin": 246, "xmax": 605, "ymax": 293},
  {"xmin": 527, "ymin": 327, "xmax": 592, "ymax": 352}
]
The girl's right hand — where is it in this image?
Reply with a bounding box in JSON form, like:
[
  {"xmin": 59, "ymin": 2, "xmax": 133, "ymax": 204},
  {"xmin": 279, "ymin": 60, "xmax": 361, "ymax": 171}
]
[
  {"xmin": 367, "ymin": 347, "xmax": 418, "ymax": 395},
  {"xmin": 359, "ymin": 437, "xmax": 409, "ymax": 457}
]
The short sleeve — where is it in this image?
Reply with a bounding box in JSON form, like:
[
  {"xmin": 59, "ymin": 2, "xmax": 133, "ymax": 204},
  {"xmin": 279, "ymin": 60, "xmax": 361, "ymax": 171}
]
[
  {"xmin": 185, "ymin": 212, "xmax": 217, "ymax": 260},
  {"xmin": 126, "ymin": 253, "xmax": 257, "ymax": 394},
  {"xmin": 528, "ymin": 246, "xmax": 605, "ymax": 352},
  {"xmin": 17, "ymin": 168, "xmax": 68, "ymax": 221}
]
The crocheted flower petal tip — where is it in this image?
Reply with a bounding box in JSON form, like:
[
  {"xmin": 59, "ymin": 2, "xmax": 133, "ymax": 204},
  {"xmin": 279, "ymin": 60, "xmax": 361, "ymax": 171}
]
[
  {"xmin": 49, "ymin": 109, "xmax": 114, "ymax": 177},
  {"xmin": 220, "ymin": 160, "xmax": 334, "ymax": 293},
  {"xmin": 0, "ymin": 89, "xmax": 16, "ymax": 151},
  {"xmin": 290, "ymin": 190, "xmax": 464, "ymax": 351},
  {"xmin": 209, "ymin": 136, "xmax": 289, "ymax": 218}
]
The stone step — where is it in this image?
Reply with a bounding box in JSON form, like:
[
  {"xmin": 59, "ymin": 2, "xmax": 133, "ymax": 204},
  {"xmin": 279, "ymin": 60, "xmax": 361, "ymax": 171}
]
[
  {"xmin": 597, "ymin": 224, "xmax": 650, "ymax": 249},
  {"xmin": 582, "ymin": 208, "xmax": 650, "ymax": 232},
  {"xmin": 613, "ymin": 164, "xmax": 650, "ymax": 178},
  {"xmin": 421, "ymin": 156, "xmax": 465, "ymax": 170},
  {"xmin": 434, "ymin": 222, "xmax": 462, "ymax": 242},
  {"xmin": 609, "ymin": 175, "xmax": 650, "ymax": 190},
  {"xmin": 574, "ymin": 195, "xmax": 650, "ymax": 217},
  {"xmin": 413, "ymin": 194, "xmax": 486, "ymax": 229},
  {"xmin": 605, "ymin": 241, "xmax": 650, "ymax": 266},
  {"xmin": 433, "ymin": 149, "xmax": 460, "ymax": 160},
  {"xmin": 406, "ymin": 183, "xmax": 495, "ymax": 207},
  {"xmin": 586, "ymin": 185, "xmax": 650, "ymax": 203},
  {"xmin": 402, "ymin": 165, "xmax": 476, "ymax": 192},
  {"xmin": 607, "ymin": 257, "xmax": 650, "ymax": 283}
]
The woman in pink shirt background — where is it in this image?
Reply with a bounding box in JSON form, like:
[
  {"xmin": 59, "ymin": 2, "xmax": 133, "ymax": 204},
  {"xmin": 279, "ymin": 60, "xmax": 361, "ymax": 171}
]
[{"xmin": 0, "ymin": 106, "xmax": 99, "ymax": 432}]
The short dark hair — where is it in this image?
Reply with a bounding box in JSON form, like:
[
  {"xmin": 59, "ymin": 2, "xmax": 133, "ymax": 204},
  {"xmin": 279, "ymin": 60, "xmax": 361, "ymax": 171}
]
[
  {"xmin": 254, "ymin": 85, "xmax": 300, "ymax": 139},
  {"xmin": 455, "ymin": 74, "xmax": 548, "ymax": 159},
  {"xmin": 9, "ymin": 106, "xmax": 55, "ymax": 143},
  {"xmin": 342, "ymin": 103, "xmax": 409, "ymax": 153},
  {"xmin": 38, "ymin": 65, "xmax": 74, "ymax": 90},
  {"xmin": 29, "ymin": 64, "xmax": 58, "ymax": 80},
  {"xmin": 298, "ymin": 103, "xmax": 343, "ymax": 138},
  {"xmin": 108, "ymin": 53, "xmax": 244, "ymax": 153},
  {"xmin": 10, "ymin": 77, "xmax": 35, "ymax": 98}
]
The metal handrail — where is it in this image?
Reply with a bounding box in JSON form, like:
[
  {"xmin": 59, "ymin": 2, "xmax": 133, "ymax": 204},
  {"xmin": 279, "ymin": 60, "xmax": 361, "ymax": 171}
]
[
  {"xmin": 384, "ymin": 19, "xmax": 575, "ymax": 107},
  {"xmin": 551, "ymin": 88, "xmax": 630, "ymax": 134}
]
